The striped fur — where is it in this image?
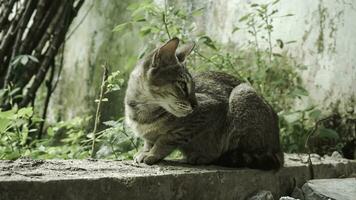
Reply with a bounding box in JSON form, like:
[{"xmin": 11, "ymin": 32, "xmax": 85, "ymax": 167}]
[{"xmin": 125, "ymin": 38, "xmax": 283, "ymax": 170}]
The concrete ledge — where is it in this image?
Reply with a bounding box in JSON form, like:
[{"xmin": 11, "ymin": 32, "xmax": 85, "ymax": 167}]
[
  {"xmin": 302, "ymin": 178, "xmax": 356, "ymax": 200},
  {"xmin": 0, "ymin": 154, "xmax": 355, "ymax": 200}
]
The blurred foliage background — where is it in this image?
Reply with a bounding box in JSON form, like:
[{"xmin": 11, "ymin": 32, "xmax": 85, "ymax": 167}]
[{"xmin": 0, "ymin": 0, "xmax": 355, "ymax": 160}]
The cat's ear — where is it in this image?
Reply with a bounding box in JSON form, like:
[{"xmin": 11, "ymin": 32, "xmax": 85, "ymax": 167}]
[
  {"xmin": 176, "ymin": 42, "xmax": 195, "ymax": 62},
  {"xmin": 152, "ymin": 37, "xmax": 179, "ymax": 67}
]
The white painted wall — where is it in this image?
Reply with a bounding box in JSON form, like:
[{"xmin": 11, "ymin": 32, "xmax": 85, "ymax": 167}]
[
  {"xmin": 188, "ymin": 0, "xmax": 356, "ymax": 111},
  {"xmin": 49, "ymin": 0, "xmax": 142, "ymax": 121},
  {"xmin": 54, "ymin": 0, "xmax": 355, "ymax": 120}
]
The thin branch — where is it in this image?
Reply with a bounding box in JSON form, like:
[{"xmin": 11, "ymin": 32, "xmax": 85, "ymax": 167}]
[
  {"xmin": 66, "ymin": 2, "xmax": 94, "ymax": 41},
  {"xmin": 304, "ymin": 115, "xmax": 335, "ymax": 179},
  {"xmin": 162, "ymin": 0, "xmax": 171, "ymax": 39},
  {"xmin": 91, "ymin": 64, "xmax": 109, "ymax": 158},
  {"xmin": 38, "ymin": 60, "xmax": 55, "ymax": 139},
  {"xmin": 305, "ymin": 115, "xmax": 336, "ymax": 150},
  {"xmin": 19, "ymin": 2, "xmax": 69, "ymax": 107},
  {"xmin": 4, "ymin": 0, "xmax": 37, "ymax": 89},
  {"xmin": 18, "ymin": 0, "xmax": 51, "ymax": 55},
  {"xmin": 51, "ymin": 42, "xmax": 66, "ymax": 93},
  {"xmin": 1, "ymin": 0, "xmax": 85, "ymax": 110},
  {"xmin": 12, "ymin": 1, "xmax": 65, "ymax": 95},
  {"xmin": 0, "ymin": 0, "xmax": 17, "ymax": 28},
  {"xmin": 195, "ymin": 50, "xmax": 220, "ymax": 68},
  {"xmin": 123, "ymin": 123, "xmax": 138, "ymax": 151}
]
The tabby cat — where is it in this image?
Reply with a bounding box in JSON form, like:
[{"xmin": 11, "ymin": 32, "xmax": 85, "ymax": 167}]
[{"xmin": 125, "ymin": 38, "xmax": 284, "ymax": 170}]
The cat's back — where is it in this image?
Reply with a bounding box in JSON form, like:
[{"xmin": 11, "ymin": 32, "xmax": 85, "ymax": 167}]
[{"xmin": 193, "ymin": 71, "xmax": 242, "ymax": 100}]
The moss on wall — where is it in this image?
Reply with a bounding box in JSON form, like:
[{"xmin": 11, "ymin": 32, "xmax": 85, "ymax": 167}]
[{"xmin": 49, "ymin": 0, "xmax": 142, "ymax": 123}]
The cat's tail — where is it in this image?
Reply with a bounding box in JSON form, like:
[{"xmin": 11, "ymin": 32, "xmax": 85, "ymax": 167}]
[{"xmin": 214, "ymin": 149, "xmax": 284, "ymax": 170}]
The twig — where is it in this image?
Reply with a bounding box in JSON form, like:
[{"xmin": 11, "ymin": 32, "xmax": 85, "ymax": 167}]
[
  {"xmin": 123, "ymin": 122, "xmax": 138, "ymax": 151},
  {"xmin": 162, "ymin": 0, "xmax": 171, "ymax": 39},
  {"xmin": 19, "ymin": 2, "xmax": 68, "ymax": 108},
  {"xmin": 305, "ymin": 115, "xmax": 336, "ymax": 151},
  {"xmin": 18, "ymin": 0, "xmax": 50, "ymax": 55},
  {"xmin": 66, "ymin": 2, "xmax": 94, "ymax": 41},
  {"xmin": 0, "ymin": 0, "xmax": 17, "ymax": 28},
  {"xmin": 4, "ymin": 0, "xmax": 37, "ymax": 89},
  {"xmin": 304, "ymin": 115, "xmax": 335, "ymax": 179},
  {"xmin": 91, "ymin": 63, "xmax": 109, "ymax": 158},
  {"xmin": 195, "ymin": 50, "xmax": 220, "ymax": 68},
  {"xmin": 51, "ymin": 41, "xmax": 66, "ymax": 93},
  {"xmin": 264, "ymin": 12, "xmax": 273, "ymax": 63},
  {"xmin": 38, "ymin": 60, "xmax": 55, "ymax": 139}
]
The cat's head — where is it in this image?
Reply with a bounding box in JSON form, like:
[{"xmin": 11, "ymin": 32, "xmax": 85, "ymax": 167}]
[{"xmin": 143, "ymin": 38, "xmax": 197, "ymax": 117}]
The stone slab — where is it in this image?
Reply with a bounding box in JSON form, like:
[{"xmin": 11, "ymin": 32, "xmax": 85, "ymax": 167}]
[
  {"xmin": 0, "ymin": 154, "xmax": 355, "ymax": 200},
  {"xmin": 302, "ymin": 178, "xmax": 356, "ymax": 200}
]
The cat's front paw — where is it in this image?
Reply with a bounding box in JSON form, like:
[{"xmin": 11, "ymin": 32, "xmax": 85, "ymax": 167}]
[
  {"xmin": 134, "ymin": 151, "xmax": 149, "ymax": 163},
  {"xmin": 134, "ymin": 152, "xmax": 160, "ymax": 165},
  {"xmin": 142, "ymin": 154, "xmax": 160, "ymax": 165}
]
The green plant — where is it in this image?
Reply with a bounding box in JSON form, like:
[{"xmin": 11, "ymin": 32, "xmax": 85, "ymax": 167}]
[
  {"xmin": 96, "ymin": 118, "xmax": 139, "ymax": 159},
  {"xmin": 89, "ymin": 64, "xmax": 127, "ymax": 158},
  {"xmin": 30, "ymin": 116, "xmax": 92, "ymax": 159},
  {"xmin": 0, "ymin": 106, "xmax": 40, "ymax": 159},
  {"xmin": 0, "ymin": 65, "xmax": 131, "ymax": 160}
]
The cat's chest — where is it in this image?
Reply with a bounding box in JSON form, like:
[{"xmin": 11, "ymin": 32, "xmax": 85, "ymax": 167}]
[{"xmin": 125, "ymin": 115, "xmax": 169, "ymax": 141}]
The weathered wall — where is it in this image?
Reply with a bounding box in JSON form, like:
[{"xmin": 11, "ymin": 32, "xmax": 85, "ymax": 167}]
[
  {"xmin": 52, "ymin": 0, "xmax": 356, "ymax": 121},
  {"xmin": 49, "ymin": 0, "xmax": 141, "ymax": 122},
  {"xmin": 186, "ymin": 0, "xmax": 356, "ymax": 111}
]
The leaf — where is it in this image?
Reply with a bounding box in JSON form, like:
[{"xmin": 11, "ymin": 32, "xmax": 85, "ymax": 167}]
[
  {"xmin": 112, "ymin": 22, "xmax": 130, "ymax": 32},
  {"xmin": 250, "ymin": 4, "xmax": 259, "ymax": 7},
  {"xmin": 139, "ymin": 26, "xmax": 152, "ymax": 36},
  {"xmin": 0, "ymin": 109, "xmax": 17, "ymax": 120},
  {"xmin": 286, "ymin": 40, "xmax": 297, "ymax": 44},
  {"xmin": 130, "ymin": 6, "xmax": 145, "ymax": 18},
  {"xmin": 127, "ymin": 2, "xmax": 141, "ymax": 11},
  {"xmin": 272, "ymin": 53, "xmax": 282, "ymax": 57},
  {"xmin": 271, "ymin": 9, "xmax": 278, "ymax": 15},
  {"xmin": 20, "ymin": 56, "xmax": 29, "ymax": 65},
  {"xmin": 266, "ymin": 24, "xmax": 273, "ymax": 30},
  {"xmin": 292, "ymin": 86, "xmax": 309, "ymax": 97},
  {"xmin": 304, "ymin": 105, "xmax": 316, "ymax": 112},
  {"xmin": 239, "ymin": 13, "xmax": 252, "ymax": 22},
  {"xmin": 309, "ymin": 109, "xmax": 322, "ymax": 120},
  {"xmin": 232, "ymin": 26, "xmax": 240, "ymax": 33},
  {"xmin": 199, "ymin": 36, "xmax": 218, "ymax": 50},
  {"xmin": 28, "ymin": 55, "xmax": 39, "ymax": 63},
  {"xmin": 134, "ymin": 17, "xmax": 146, "ymax": 22},
  {"xmin": 47, "ymin": 127, "xmax": 54, "ymax": 137},
  {"xmin": 276, "ymin": 39, "xmax": 284, "ymax": 48},
  {"xmin": 318, "ymin": 128, "xmax": 339, "ymax": 140},
  {"xmin": 17, "ymin": 107, "xmax": 33, "ymax": 118},
  {"xmin": 0, "ymin": 118, "xmax": 11, "ymax": 133},
  {"xmin": 38, "ymin": 145, "xmax": 46, "ymax": 152},
  {"xmin": 10, "ymin": 56, "xmax": 22, "ymax": 66},
  {"xmin": 192, "ymin": 7, "xmax": 204, "ymax": 16},
  {"xmin": 260, "ymin": 4, "xmax": 268, "ymax": 10},
  {"xmin": 9, "ymin": 87, "xmax": 21, "ymax": 96},
  {"xmin": 103, "ymin": 120, "xmax": 118, "ymax": 127},
  {"xmin": 282, "ymin": 112, "xmax": 302, "ymax": 123},
  {"xmin": 298, "ymin": 64, "xmax": 308, "ymax": 70},
  {"xmin": 272, "ymin": 0, "xmax": 280, "ymax": 5},
  {"xmin": 21, "ymin": 130, "xmax": 28, "ymax": 145}
]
